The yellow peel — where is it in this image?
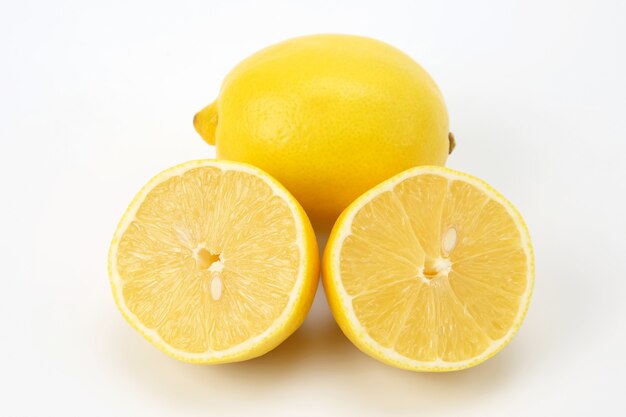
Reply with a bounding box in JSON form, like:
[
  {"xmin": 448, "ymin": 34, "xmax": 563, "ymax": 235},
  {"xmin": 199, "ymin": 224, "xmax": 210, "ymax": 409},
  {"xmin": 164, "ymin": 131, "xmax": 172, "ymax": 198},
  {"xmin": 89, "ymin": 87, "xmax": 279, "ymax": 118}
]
[{"xmin": 193, "ymin": 101, "xmax": 218, "ymax": 145}]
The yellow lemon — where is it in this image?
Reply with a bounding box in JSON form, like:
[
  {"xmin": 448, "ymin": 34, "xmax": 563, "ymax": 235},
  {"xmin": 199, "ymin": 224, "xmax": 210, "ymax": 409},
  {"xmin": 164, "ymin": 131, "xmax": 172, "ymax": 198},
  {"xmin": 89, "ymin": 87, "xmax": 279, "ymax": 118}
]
[
  {"xmin": 194, "ymin": 34, "xmax": 452, "ymax": 228},
  {"xmin": 322, "ymin": 166, "xmax": 534, "ymax": 371},
  {"xmin": 108, "ymin": 160, "xmax": 319, "ymax": 363}
]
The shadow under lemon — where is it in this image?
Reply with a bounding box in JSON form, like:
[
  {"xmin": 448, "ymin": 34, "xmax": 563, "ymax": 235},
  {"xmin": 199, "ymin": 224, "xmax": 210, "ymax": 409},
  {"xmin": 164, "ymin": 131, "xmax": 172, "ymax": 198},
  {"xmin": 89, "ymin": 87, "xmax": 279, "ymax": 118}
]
[
  {"xmin": 211, "ymin": 286, "xmax": 353, "ymax": 376},
  {"xmin": 105, "ymin": 285, "xmax": 526, "ymax": 414}
]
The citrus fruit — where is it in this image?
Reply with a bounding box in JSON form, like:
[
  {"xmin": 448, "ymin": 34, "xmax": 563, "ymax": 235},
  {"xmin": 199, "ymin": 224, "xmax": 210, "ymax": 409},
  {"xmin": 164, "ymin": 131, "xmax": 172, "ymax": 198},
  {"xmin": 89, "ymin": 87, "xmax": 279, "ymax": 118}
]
[
  {"xmin": 193, "ymin": 34, "xmax": 453, "ymax": 228},
  {"xmin": 108, "ymin": 160, "xmax": 319, "ymax": 363},
  {"xmin": 322, "ymin": 166, "xmax": 534, "ymax": 371}
]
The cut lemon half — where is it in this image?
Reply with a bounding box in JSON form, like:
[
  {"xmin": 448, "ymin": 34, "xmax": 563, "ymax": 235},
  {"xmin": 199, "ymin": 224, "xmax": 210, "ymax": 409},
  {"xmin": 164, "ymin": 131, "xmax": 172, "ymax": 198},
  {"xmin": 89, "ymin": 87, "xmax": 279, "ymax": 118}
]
[
  {"xmin": 108, "ymin": 160, "xmax": 319, "ymax": 363},
  {"xmin": 322, "ymin": 166, "xmax": 534, "ymax": 371}
]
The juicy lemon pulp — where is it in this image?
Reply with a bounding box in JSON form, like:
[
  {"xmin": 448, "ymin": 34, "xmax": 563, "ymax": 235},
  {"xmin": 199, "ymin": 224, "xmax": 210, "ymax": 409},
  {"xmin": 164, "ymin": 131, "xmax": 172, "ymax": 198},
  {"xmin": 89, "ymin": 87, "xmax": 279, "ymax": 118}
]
[
  {"xmin": 109, "ymin": 160, "xmax": 318, "ymax": 363},
  {"xmin": 323, "ymin": 166, "xmax": 533, "ymax": 371}
]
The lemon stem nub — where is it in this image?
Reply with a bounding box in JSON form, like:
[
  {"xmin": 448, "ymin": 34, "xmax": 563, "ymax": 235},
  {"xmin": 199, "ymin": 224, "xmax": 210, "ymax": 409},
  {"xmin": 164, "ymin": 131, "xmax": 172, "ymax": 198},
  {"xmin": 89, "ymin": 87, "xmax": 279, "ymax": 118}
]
[
  {"xmin": 448, "ymin": 132, "xmax": 456, "ymax": 154},
  {"xmin": 193, "ymin": 100, "xmax": 218, "ymax": 145}
]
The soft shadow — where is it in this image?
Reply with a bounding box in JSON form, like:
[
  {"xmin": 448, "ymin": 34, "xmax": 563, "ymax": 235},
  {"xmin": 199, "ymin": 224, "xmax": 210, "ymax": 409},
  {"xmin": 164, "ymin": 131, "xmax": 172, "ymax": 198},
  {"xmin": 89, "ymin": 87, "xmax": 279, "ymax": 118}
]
[
  {"xmin": 101, "ymin": 286, "xmax": 352, "ymax": 403},
  {"xmin": 210, "ymin": 311, "xmax": 350, "ymax": 377},
  {"xmin": 205, "ymin": 282, "xmax": 355, "ymax": 376},
  {"xmin": 103, "ymin": 288, "xmax": 529, "ymax": 414},
  {"xmin": 342, "ymin": 338, "xmax": 528, "ymax": 414}
]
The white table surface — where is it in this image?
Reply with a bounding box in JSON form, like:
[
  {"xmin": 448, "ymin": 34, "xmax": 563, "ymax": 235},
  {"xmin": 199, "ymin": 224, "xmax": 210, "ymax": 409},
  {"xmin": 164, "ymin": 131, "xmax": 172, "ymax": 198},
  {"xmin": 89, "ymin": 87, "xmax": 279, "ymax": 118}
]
[{"xmin": 2, "ymin": 1, "xmax": 625, "ymax": 415}]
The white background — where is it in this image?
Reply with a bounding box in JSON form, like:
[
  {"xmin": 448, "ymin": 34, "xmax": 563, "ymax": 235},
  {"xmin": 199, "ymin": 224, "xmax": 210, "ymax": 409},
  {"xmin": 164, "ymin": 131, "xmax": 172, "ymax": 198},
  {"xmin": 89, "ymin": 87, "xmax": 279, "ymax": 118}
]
[{"xmin": 1, "ymin": 0, "xmax": 625, "ymax": 415}]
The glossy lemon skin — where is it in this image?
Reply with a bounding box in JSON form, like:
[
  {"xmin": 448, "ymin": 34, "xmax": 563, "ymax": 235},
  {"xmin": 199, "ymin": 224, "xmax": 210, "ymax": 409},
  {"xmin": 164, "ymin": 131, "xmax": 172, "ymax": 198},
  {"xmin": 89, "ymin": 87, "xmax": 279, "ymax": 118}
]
[{"xmin": 195, "ymin": 34, "xmax": 450, "ymax": 228}]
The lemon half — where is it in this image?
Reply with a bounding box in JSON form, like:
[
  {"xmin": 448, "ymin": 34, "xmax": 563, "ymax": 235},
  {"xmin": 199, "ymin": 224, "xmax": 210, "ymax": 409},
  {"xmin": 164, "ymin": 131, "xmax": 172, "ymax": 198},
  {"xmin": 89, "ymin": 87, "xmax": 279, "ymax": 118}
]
[
  {"xmin": 323, "ymin": 166, "xmax": 534, "ymax": 371},
  {"xmin": 108, "ymin": 160, "xmax": 319, "ymax": 363}
]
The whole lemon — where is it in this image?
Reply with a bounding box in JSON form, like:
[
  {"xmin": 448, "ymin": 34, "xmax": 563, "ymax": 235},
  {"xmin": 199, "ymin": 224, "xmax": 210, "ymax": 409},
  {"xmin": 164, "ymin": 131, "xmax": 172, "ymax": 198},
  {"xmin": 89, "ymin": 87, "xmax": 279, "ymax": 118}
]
[{"xmin": 194, "ymin": 34, "xmax": 453, "ymax": 228}]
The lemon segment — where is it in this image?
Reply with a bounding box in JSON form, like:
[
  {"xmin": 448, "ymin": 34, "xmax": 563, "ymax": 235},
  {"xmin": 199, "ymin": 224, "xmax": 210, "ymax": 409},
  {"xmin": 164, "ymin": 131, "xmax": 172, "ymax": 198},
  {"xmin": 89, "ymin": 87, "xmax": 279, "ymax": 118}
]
[
  {"xmin": 323, "ymin": 166, "xmax": 533, "ymax": 371},
  {"xmin": 109, "ymin": 160, "xmax": 318, "ymax": 363}
]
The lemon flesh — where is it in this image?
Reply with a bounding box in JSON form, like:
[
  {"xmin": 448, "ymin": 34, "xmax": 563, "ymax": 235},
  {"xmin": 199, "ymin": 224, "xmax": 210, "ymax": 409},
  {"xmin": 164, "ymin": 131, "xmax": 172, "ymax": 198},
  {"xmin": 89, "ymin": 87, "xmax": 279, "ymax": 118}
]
[
  {"xmin": 194, "ymin": 34, "xmax": 450, "ymax": 228},
  {"xmin": 323, "ymin": 166, "xmax": 534, "ymax": 371},
  {"xmin": 108, "ymin": 160, "xmax": 319, "ymax": 363}
]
